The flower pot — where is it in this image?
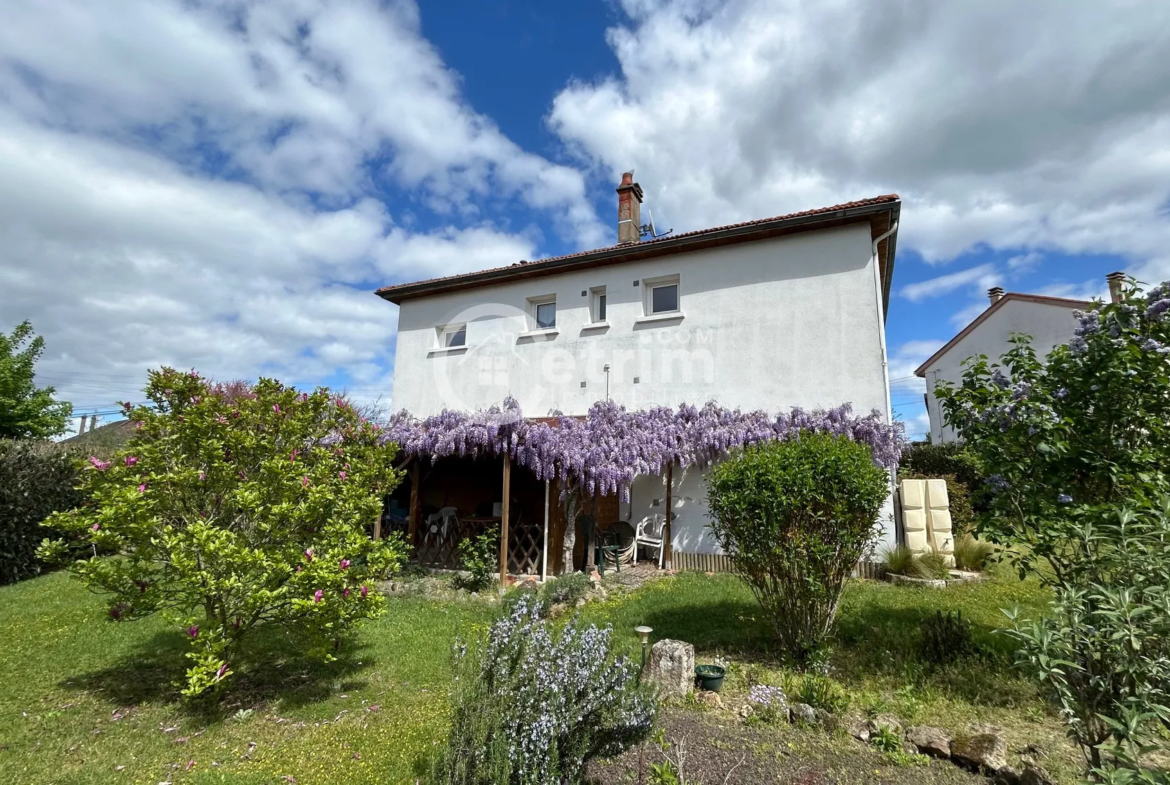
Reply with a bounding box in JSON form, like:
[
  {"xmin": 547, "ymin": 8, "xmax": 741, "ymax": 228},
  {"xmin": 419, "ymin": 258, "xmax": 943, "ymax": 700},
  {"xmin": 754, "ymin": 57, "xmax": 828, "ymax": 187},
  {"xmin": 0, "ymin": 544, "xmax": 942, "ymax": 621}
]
[{"xmin": 694, "ymin": 664, "xmax": 725, "ymax": 693}]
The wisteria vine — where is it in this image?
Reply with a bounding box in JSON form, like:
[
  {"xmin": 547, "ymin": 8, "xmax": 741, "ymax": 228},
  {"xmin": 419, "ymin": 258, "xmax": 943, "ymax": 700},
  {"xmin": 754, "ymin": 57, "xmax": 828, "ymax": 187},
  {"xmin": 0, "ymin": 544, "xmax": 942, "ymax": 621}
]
[{"xmin": 383, "ymin": 398, "xmax": 903, "ymax": 501}]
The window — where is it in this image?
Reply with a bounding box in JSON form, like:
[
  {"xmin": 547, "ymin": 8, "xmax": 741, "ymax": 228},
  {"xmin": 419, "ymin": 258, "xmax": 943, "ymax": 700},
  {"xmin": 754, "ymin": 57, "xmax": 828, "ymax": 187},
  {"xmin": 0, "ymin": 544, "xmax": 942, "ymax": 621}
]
[
  {"xmin": 643, "ymin": 275, "xmax": 681, "ymax": 316},
  {"xmin": 527, "ymin": 295, "xmax": 557, "ymax": 330},
  {"xmin": 591, "ymin": 287, "xmax": 607, "ymax": 323},
  {"xmin": 437, "ymin": 323, "xmax": 467, "ymax": 349}
]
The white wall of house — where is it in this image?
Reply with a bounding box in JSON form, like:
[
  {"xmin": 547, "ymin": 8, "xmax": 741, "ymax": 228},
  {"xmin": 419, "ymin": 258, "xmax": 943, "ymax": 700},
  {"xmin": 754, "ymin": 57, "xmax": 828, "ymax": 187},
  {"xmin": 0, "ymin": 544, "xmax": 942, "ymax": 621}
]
[
  {"xmin": 922, "ymin": 297, "xmax": 1083, "ymax": 443},
  {"xmin": 391, "ymin": 222, "xmax": 897, "ymax": 553},
  {"xmin": 392, "ymin": 224, "xmax": 889, "ymax": 418}
]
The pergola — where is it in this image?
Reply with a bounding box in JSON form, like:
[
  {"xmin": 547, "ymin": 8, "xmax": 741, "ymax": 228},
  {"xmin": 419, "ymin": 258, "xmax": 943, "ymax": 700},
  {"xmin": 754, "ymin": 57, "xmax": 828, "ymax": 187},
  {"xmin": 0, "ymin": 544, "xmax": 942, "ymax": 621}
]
[{"xmin": 373, "ymin": 398, "xmax": 904, "ymax": 587}]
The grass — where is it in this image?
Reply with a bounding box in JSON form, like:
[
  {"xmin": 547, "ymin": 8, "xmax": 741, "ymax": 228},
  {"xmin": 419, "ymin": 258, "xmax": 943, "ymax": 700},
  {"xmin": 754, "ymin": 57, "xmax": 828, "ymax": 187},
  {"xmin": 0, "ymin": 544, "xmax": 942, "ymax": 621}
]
[{"xmin": 0, "ymin": 565, "xmax": 1079, "ymax": 784}]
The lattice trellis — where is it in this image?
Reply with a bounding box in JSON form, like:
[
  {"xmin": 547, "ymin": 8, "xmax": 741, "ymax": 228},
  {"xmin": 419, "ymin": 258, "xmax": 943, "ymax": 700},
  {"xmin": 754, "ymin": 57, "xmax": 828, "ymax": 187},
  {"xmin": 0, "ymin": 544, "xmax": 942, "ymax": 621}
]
[
  {"xmin": 412, "ymin": 517, "xmax": 545, "ymax": 575},
  {"xmin": 507, "ymin": 521, "xmax": 544, "ymax": 575}
]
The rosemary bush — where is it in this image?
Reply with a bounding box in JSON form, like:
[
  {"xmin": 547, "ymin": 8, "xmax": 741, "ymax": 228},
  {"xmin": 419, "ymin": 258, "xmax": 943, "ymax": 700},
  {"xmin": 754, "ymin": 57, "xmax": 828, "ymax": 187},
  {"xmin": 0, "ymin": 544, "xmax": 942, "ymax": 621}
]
[{"xmin": 436, "ymin": 595, "xmax": 655, "ymax": 785}]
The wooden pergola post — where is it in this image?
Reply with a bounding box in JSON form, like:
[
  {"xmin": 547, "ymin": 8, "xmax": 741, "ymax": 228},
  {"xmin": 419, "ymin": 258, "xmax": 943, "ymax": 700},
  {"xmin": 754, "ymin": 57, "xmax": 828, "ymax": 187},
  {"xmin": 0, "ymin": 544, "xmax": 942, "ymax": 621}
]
[
  {"xmin": 541, "ymin": 479, "xmax": 550, "ymax": 582},
  {"xmin": 499, "ymin": 454, "xmax": 512, "ymax": 589},
  {"xmin": 407, "ymin": 461, "xmax": 421, "ymax": 547},
  {"xmin": 664, "ymin": 462, "xmax": 674, "ymax": 569}
]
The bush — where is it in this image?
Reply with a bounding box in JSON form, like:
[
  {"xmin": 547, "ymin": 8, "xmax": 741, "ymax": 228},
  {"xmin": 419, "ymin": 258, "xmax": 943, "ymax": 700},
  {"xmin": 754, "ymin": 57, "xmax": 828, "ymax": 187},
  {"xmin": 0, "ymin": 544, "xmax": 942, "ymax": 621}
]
[
  {"xmin": 919, "ymin": 610, "xmax": 975, "ymax": 665},
  {"xmin": 435, "ymin": 595, "xmax": 654, "ymax": 784},
  {"xmin": 882, "ymin": 544, "xmax": 925, "ymax": 577},
  {"xmin": 457, "ymin": 527, "xmax": 498, "ymax": 592},
  {"xmin": 40, "ymin": 368, "xmax": 407, "ymax": 697},
  {"xmin": 899, "ymin": 443, "xmax": 983, "ymax": 495},
  {"xmin": 540, "ymin": 571, "xmax": 593, "ymax": 609},
  {"xmin": 787, "ymin": 673, "xmax": 850, "ymax": 714},
  {"xmin": 952, "ymin": 533, "xmax": 994, "ymax": 572},
  {"xmin": 706, "ymin": 434, "xmax": 889, "ymax": 665},
  {"xmin": 0, "ymin": 440, "xmax": 107, "ymax": 584},
  {"xmin": 916, "ymin": 550, "xmax": 951, "ymax": 579},
  {"xmin": 1005, "ymin": 500, "xmax": 1170, "ymax": 775}
]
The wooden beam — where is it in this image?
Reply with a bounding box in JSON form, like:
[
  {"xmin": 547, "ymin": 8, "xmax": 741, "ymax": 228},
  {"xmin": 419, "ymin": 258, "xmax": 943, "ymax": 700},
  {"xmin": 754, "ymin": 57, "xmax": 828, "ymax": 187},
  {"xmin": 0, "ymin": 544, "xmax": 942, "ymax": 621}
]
[
  {"xmin": 373, "ymin": 508, "xmax": 382, "ymax": 541},
  {"xmin": 407, "ymin": 461, "xmax": 420, "ymax": 547},
  {"xmin": 499, "ymin": 454, "xmax": 512, "ymax": 589},
  {"xmin": 664, "ymin": 462, "xmax": 674, "ymax": 569},
  {"xmin": 541, "ymin": 479, "xmax": 550, "ymax": 582}
]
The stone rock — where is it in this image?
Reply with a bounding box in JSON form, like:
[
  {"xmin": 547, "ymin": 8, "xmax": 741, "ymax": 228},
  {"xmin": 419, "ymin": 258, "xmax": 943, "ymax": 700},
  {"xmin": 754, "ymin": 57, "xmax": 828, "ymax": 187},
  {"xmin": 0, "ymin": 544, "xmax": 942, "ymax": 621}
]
[
  {"xmin": 694, "ymin": 690, "xmax": 722, "ymax": 710},
  {"xmin": 642, "ymin": 639, "xmax": 694, "ymax": 701},
  {"xmin": 737, "ymin": 703, "xmax": 753, "ymax": 720},
  {"xmin": 842, "ymin": 715, "xmax": 870, "ymax": 742},
  {"xmin": 993, "ymin": 766, "xmax": 1021, "ymax": 785},
  {"xmin": 790, "ymin": 703, "xmax": 817, "ymax": 725},
  {"xmin": 1020, "ymin": 763, "xmax": 1057, "ymax": 785},
  {"xmin": 867, "ymin": 713, "xmax": 903, "ymax": 736},
  {"xmin": 905, "ymin": 725, "xmax": 952, "ymax": 759},
  {"xmin": 888, "ymin": 574, "xmax": 947, "ymax": 589},
  {"xmin": 952, "ymin": 733, "xmax": 1008, "ymax": 773}
]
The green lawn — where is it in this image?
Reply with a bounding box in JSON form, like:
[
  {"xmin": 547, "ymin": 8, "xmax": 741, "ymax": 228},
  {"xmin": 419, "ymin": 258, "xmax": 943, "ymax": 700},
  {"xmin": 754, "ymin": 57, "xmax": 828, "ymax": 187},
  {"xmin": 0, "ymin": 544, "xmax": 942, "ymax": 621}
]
[{"xmin": 0, "ymin": 567, "xmax": 1080, "ymax": 784}]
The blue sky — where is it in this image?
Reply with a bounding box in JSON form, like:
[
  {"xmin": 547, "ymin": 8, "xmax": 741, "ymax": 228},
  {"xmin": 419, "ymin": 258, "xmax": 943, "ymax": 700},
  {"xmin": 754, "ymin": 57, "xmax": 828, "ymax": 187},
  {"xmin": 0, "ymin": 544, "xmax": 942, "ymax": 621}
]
[{"xmin": 2, "ymin": 0, "xmax": 1169, "ymax": 440}]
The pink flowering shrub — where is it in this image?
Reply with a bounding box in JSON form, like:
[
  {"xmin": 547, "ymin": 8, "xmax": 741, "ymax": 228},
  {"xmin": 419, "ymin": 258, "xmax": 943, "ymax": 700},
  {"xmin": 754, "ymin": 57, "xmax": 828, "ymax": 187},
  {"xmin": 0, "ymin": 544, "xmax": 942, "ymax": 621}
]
[{"xmin": 40, "ymin": 368, "xmax": 407, "ymax": 697}]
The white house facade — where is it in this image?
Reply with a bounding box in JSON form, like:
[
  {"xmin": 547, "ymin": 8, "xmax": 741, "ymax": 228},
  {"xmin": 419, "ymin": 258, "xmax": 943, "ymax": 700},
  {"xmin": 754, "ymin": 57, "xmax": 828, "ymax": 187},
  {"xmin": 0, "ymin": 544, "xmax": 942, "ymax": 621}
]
[
  {"xmin": 915, "ymin": 288, "xmax": 1095, "ymax": 443},
  {"xmin": 377, "ymin": 177, "xmax": 902, "ymax": 563}
]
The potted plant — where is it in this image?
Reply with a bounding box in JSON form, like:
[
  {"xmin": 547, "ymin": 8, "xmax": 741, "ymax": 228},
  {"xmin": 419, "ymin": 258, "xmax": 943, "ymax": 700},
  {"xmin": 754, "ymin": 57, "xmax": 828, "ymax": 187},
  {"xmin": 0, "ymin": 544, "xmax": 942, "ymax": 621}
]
[{"xmin": 694, "ymin": 664, "xmax": 725, "ymax": 692}]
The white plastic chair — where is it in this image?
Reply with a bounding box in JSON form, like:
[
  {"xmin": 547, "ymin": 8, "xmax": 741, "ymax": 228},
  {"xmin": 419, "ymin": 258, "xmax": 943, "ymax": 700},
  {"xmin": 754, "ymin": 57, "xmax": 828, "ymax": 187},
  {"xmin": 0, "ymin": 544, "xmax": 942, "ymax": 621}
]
[
  {"xmin": 633, "ymin": 514, "xmax": 666, "ymax": 568},
  {"xmin": 426, "ymin": 506, "xmax": 459, "ymax": 543}
]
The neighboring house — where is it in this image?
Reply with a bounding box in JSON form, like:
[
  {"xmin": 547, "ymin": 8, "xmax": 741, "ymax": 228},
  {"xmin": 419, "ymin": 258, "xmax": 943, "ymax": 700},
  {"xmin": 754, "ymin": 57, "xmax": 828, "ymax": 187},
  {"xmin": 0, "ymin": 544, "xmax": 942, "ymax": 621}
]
[
  {"xmin": 915, "ymin": 283, "xmax": 1120, "ymax": 443},
  {"xmin": 376, "ymin": 174, "xmax": 901, "ymax": 571}
]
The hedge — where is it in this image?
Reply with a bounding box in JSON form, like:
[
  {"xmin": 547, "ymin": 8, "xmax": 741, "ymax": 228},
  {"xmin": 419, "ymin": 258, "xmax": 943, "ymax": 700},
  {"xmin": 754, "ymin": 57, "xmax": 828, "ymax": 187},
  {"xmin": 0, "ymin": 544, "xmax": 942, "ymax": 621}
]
[{"xmin": 0, "ymin": 440, "xmax": 104, "ymax": 584}]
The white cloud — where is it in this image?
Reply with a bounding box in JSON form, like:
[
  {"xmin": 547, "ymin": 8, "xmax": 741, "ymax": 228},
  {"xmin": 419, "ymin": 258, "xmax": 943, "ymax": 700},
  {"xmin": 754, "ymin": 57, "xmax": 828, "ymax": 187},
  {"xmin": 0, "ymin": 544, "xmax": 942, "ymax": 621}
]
[
  {"xmin": 888, "ymin": 339, "xmax": 944, "ymax": 393},
  {"xmin": 549, "ymin": 0, "xmax": 1170, "ymax": 277},
  {"xmin": 0, "ymin": 0, "xmax": 596, "ymax": 411},
  {"xmin": 901, "ymin": 264, "xmax": 998, "ymax": 303}
]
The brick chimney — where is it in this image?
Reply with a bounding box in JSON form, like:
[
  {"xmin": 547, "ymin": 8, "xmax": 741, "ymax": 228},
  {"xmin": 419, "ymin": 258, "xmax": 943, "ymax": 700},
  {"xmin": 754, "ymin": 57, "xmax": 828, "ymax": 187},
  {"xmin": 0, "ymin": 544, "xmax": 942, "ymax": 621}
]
[
  {"xmin": 616, "ymin": 172, "xmax": 644, "ymax": 245},
  {"xmin": 1106, "ymin": 271, "xmax": 1125, "ymax": 303},
  {"xmin": 988, "ymin": 286, "xmax": 1005, "ymax": 305}
]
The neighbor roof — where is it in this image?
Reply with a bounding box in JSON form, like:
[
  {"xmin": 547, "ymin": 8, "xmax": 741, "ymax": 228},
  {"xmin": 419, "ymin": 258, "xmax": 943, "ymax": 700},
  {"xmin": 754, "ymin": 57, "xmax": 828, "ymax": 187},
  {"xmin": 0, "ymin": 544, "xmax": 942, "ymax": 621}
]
[
  {"xmin": 913, "ymin": 292, "xmax": 1093, "ymax": 377},
  {"xmin": 376, "ymin": 194, "xmax": 901, "ymax": 313}
]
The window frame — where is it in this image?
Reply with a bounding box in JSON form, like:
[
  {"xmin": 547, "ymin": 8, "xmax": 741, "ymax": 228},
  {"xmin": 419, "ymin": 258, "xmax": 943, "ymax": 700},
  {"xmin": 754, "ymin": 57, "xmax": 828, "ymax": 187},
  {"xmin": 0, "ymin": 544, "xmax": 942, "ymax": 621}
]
[
  {"xmin": 436, "ymin": 322, "xmax": 467, "ymax": 350},
  {"xmin": 642, "ymin": 275, "xmax": 681, "ymax": 316},
  {"xmin": 527, "ymin": 294, "xmax": 557, "ymax": 331},
  {"xmin": 591, "ymin": 286, "xmax": 607, "ymax": 324}
]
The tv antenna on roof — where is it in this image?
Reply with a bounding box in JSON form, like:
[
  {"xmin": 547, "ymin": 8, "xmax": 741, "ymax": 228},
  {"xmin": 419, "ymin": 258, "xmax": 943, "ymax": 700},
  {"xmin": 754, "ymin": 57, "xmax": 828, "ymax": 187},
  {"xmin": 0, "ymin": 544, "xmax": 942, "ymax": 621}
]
[{"xmin": 640, "ymin": 207, "xmax": 672, "ymax": 240}]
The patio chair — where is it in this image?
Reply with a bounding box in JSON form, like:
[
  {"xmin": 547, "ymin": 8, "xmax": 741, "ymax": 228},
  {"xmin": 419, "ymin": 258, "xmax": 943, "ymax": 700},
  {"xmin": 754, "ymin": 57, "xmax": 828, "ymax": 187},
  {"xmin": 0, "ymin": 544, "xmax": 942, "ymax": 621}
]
[
  {"xmin": 633, "ymin": 514, "xmax": 666, "ymax": 568},
  {"xmin": 593, "ymin": 525, "xmax": 622, "ymax": 576},
  {"xmin": 426, "ymin": 506, "xmax": 459, "ymax": 543}
]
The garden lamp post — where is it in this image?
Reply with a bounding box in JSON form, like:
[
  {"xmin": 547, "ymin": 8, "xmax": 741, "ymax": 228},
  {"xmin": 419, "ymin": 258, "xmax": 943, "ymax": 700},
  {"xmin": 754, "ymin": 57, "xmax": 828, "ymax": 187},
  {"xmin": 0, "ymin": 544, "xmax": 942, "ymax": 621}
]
[{"xmin": 635, "ymin": 625, "xmax": 652, "ymax": 672}]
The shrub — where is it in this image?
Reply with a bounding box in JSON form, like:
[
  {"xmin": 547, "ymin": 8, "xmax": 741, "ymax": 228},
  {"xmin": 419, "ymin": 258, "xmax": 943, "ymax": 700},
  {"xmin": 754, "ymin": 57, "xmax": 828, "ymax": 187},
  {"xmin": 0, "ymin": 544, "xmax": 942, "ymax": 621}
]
[
  {"xmin": 899, "ymin": 442, "xmax": 983, "ymax": 496},
  {"xmin": 540, "ymin": 571, "xmax": 593, "ymax": 609},
  {"xmin": 916, "ymin": 550, "xmax": 951, "ymax": 580},
  {"xmin": 706, "ymin": 434, "xmax": 889, "ymax": 665},
  {"xmin": 435, "ymin": 595, "xmax": 655, "ymax": 784},
  {"xmin": 788, "ymin": 673, "xmax": 850, "ymax": 715},
  {"xmin": 457, "ymin": 527, "xmax": 498, "ymax": 592},
  {"xmin": 0, "ymin": 440, "xmax": 108, "ymax": 584},
  {"xmin": 952, "ymin": 533, "xmax": 994, "ymax": 572},
  {"xmin": 919, "ymin": 610, "xmax": 975, "ymax": 665},
  {"xmin": 1005, "ymin": 500, "xmax": 1170, "ymax": 775},
  {"xmin": 40, "ymin": 368, "xmax": 407, "ymax": 697}
]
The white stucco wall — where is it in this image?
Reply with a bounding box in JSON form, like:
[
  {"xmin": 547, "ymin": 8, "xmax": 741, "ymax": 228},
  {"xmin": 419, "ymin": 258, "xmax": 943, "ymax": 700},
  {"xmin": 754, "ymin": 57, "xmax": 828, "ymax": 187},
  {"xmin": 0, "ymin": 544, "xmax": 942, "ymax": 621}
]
[
  {"xmin": 390, "ymin": 223, "xmax": 897, "ymax": 552},
  {"xmin": 922, "ymin": 297, "xmax": 1083, "ymax": 443}
]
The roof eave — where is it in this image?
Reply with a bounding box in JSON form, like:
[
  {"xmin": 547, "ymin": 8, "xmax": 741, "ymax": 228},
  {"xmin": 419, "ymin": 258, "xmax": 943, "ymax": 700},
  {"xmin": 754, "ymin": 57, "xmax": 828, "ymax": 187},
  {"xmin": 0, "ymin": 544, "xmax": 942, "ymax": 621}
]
[{"xmin": 377, "ymin": 199, "xmax": 901, "ymax": 308}]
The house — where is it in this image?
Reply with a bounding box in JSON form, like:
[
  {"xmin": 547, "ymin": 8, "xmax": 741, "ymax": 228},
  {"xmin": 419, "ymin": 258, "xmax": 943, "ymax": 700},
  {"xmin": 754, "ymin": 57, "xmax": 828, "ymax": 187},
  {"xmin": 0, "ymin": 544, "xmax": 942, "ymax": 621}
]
[
  {"xmin": 375, "ymin": 174, "xmax": 902, "ymax": 574},
  {"xmin": 914, "ymin": 276, "xmax": 1124, "ymax": 442}
]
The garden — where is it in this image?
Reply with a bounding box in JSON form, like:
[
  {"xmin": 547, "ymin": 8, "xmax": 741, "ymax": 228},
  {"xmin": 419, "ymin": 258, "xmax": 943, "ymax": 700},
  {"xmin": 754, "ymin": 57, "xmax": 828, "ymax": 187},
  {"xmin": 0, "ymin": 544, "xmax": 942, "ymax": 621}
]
[{"xmin": 3, "ymin": 279, "xmax": 1170, "ymax": 784}]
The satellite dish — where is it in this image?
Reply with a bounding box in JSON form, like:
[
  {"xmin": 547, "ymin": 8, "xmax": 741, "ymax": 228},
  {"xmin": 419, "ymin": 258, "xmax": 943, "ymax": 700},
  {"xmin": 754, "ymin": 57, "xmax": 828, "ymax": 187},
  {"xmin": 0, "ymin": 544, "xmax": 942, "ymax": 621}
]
[{"xmin": 640, "ymin": 206, "xmax": 673, "ymax": 239}]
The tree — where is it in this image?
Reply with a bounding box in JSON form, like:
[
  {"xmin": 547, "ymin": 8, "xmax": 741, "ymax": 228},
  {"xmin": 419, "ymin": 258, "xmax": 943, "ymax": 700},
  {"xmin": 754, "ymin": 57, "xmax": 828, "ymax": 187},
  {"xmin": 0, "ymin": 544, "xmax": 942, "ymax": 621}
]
[
  {"xmin": 705, "ymin": 434, "xmax": 890, "ymax": 665},
  {"xmin": 41, "ymin": 368, "xmax": 407, "ymax": 696},
  {"xmin": 938, "ymin": 278, "xmax": 1170, "ymax": 778},
  {"xmin": 0, "ymin": 321, "xmax": 72, "ymax": 439}
]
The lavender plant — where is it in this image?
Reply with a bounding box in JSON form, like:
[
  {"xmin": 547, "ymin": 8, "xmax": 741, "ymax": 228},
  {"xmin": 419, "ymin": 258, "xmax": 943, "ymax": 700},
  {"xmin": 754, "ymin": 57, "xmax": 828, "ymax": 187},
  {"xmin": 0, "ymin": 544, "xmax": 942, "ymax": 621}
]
[
  {"xmin": 436, "ymin": 595, "xmax": 655, "ymax": 785},
  {"xmin": 39, "ymin": 368, "xmax": 407, "ymax": 696}
]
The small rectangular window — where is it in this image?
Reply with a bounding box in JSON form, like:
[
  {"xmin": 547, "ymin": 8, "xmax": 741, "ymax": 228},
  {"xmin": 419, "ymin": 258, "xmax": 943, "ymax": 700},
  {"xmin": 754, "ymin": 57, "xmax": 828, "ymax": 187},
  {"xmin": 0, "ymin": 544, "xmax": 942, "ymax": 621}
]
[
  {"xmin": 437, "ymin": 323, "xmax": 467, "ymax": 349},
  {"xmin": 591, "ymin": 287, "xmax": 607, "ymax": 323},
  {"xmin": 650, "ymin": 282, "xmax": 679, "ymax": 314},
  {"xmin": 445, "ymin": 326, "xmax": 466, "ymax": 347},
  {"xmin": 528, "ymin": 295, "xmax": 557, "ymax": 330}
]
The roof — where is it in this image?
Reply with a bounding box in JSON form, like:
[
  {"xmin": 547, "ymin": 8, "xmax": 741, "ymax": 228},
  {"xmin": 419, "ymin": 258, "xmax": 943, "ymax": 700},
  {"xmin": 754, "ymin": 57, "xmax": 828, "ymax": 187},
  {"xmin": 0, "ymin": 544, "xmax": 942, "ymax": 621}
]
[
  {"xmin": 376, "ymin": 194, "xmax": 901, "ymax": 313},
  {"xmin": 913, "ymin": 292, "xmax": 1094, "ymax": 377}
]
